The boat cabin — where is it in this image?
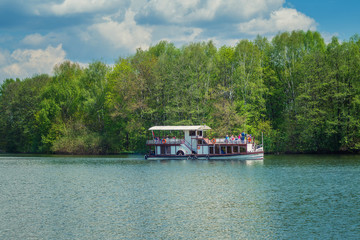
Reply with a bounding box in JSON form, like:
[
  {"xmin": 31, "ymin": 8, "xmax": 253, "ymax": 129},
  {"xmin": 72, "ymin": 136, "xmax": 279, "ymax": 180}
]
[
  {"xmin": 145, "ymin": 125, "xmax": 262, "ymax": 160},
  {"xmin": 147, "ymin": 125, "xmax": 211, "ymax": 156}
]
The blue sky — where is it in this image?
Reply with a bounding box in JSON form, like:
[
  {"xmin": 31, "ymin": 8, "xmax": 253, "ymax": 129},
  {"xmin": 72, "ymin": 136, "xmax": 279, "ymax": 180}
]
[{"xmin": 0, "ymin": 0, "xmax": 359, "ymax": 82}]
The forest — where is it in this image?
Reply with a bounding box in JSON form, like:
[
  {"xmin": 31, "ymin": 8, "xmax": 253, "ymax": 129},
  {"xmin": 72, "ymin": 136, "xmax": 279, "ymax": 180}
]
[{"xmin": 1, "ymin": 30, "xmax": 360, "ymax": 154}]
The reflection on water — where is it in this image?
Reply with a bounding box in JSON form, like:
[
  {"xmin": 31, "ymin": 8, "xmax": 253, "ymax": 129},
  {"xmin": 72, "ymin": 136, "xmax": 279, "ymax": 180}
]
[{"xmin": 0, "ymin": 154, "xmax": 359, "ymax": 239}]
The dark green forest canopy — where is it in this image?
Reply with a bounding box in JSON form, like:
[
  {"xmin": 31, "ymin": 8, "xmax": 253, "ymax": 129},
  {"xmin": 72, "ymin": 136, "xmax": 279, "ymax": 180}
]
[{"xmin": 1, "ymin": 31, "xmax": 360, "ymax": 154}]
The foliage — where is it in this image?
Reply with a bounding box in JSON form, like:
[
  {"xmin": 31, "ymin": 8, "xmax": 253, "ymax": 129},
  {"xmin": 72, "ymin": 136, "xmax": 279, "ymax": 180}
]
[{"xmin": 1, "ymin": 31, "xmax": 360, "ymax": 154}]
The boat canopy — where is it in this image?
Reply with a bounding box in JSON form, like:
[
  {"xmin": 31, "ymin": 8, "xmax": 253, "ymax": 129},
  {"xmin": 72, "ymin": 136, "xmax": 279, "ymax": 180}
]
[{"xmin": 149, "ymin": 125, "xmax": 211, "ymax": 131}]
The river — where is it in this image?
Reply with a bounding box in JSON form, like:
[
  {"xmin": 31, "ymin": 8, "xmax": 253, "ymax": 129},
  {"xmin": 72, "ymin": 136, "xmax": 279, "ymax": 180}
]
[{"xmin": 0, "ymin": 154, "xmax": 359, "ymax": 239}]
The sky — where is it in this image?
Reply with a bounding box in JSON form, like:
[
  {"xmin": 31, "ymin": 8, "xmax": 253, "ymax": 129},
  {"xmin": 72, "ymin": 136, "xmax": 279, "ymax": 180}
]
[{"xmin": 0, "ymin": 0, "xmax": 359, "ymax": 82}]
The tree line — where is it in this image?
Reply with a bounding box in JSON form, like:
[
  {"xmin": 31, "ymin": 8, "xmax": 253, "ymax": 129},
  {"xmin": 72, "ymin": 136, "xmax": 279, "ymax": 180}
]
[{"xmin": 1, "ymin": 30, "xmax": 360, "ymax": 154}]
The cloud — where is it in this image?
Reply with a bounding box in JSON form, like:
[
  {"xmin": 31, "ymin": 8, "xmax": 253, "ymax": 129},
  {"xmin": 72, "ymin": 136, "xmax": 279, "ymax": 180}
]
[
  {"xmin": 21, "ymin": 32, "xmax": 65, "ymax": 48},
  {"xmin": 21, "ymin": 33, "xmax": 46, "ymax": 46},
  {"xmin": 137, "ymin": 0, "xmax": 218, "ymax": 24},
  {"xmin": 87, "ymin": 10, "xmax": 152, "ymax": 52},
  {"xmin": 50, "ymin": 0, "xmax": 109, "ymax": 15},
  {"xmin": 238, "ymin": 8, "xmax": 317, "ymax": 35},
  {"xmin": 152, "ymin": 25, "xmax": 203, "ymax": 44},
  {"xmin": 136, "ymin": 0, "xmax": 284, "ymax": 25},
  {"xmin": 0, "ymin": 44, "xmax": 66, "ymax": 81},
  {"xmin": 321, "ymin": 32, "xmax": 339, "ymax": 44},
  {"xmin": 0, "ymin": 51, "xmax": 9, "ymax": 66},
  {"xmin": 0, "ymin": 0, "xmax": 320, "ymax": 71},
  {"xmin": 132, "ymin": 0, "xmax": 289, "ymax": 47},
  {"xmin": 215, "ymin": 0, "xmax": 285, "ymax": 20},
  {"xmin": 49, "ymin": 0, "xmax": 125, "ymax": 15}
]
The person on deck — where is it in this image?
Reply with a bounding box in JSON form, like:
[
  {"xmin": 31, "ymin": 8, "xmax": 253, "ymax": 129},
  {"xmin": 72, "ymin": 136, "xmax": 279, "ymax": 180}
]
[
  {"xmin": 248, "ymin": 135, "xmax": 252, "ymax": 143},
  {"xmin": 241, "ymin": 131, "xmax": 245, "ymax": 143}
]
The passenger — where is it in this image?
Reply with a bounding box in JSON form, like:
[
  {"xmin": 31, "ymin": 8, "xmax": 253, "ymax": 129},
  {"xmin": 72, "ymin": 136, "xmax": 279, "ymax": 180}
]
[
  {"xmin": 248, "ymin": 135, "xmax": 252, "ymax": 143},
  {"xmin": 231, "ymin": 135, "xmax": 235, "ymax": 142},
  {"xmin": 241, "ymin": 131, "xmax": 245, "ymax": 143},
  {"xmin": 225, "ymin": 135, "xmax": 229, "ymax": 143}
]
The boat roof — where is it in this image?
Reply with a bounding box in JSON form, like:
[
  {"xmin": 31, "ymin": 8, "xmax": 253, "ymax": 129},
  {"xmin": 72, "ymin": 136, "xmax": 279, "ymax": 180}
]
[{"xmin": 149, "ymin": 125, "xmax": 211, "ymax": 131}]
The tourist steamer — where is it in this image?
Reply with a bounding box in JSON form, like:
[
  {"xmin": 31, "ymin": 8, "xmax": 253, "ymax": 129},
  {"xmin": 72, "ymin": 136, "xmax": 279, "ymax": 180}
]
[{"xmin": 145, "ymin": 125, "xmax": 264, "ymax": 160}]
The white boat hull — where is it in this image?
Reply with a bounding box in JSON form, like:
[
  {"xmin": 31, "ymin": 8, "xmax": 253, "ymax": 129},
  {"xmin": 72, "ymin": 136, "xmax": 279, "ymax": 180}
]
[{"xmin": 145, "ymin": 152, "xmax": 264, "ymax": 161}]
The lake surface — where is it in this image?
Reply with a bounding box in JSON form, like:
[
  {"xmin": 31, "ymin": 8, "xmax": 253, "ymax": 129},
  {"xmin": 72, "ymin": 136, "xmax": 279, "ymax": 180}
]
[{"xmin": 0, "ymin": 154, "xmax": 359, "ymax": 239}]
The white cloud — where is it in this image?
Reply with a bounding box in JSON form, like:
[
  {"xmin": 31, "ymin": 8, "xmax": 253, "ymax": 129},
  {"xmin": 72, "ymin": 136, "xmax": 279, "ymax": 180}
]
[
  {"xmin": 321, "ymin": 32, "xmax": 339, "ymax": 44},
  {"xmin": 216, "ymin": 0, "xmax": 284, "ymax": 19},
  {"xmin": 21, "ymin": 33, "xmax": 46, "ymax": 46},
  {"xmin": 140, "ymin": 0, "xmax": 213, "ymax": 23},
  {"xmin": 88, "ymin": 10, "xmax": 152, "ymax": 51},
  {"xmin": 138, "ymin": 0, "xmax": 284, "ymax": 23},
  {"xmin": 238, "ymin": 8, "xmax": 317, "ymax": 35},
  {"xmin": 155, "ymin": 26, "xmax": 203, "ymax": 43},
  {"xmin": 49, "ymin": 0, "xmax": 121, "ymax": 15},
  {"xmin": 1, "ymin": 0, "xmax": 319, "ymax": 69},
  {"xmin": 0, "ymin": 44, "xmax": 66, "ymax": 81},
  {"xmin": 0, "ymin": 52, "xmax": 9, "ymax": 68}
]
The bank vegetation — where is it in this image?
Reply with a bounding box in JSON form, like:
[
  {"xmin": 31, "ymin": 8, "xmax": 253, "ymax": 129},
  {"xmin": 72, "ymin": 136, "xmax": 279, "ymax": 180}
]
[{"xmin": 1, "ymin": 31, "xmax": 360, "ymax": 154}]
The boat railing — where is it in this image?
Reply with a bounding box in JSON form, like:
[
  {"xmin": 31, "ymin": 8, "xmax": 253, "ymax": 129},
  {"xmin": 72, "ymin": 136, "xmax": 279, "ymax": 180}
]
[
  {"xmin": 214, "ymin": 138, "xmax": 248, "ymax": 144},
  {"xmin": 146, "ymin": 138, "xmax": 184, "ymax": 145},
  {"xmin": 147, "ymin": 138, "xmax": 250, "ymax": 145}
]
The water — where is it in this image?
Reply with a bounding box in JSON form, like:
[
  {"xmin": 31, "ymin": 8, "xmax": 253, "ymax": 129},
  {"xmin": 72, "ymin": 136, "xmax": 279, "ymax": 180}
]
[{"xmin": 0, "ymin": 154, "xmax": 359, "ymax": 239}]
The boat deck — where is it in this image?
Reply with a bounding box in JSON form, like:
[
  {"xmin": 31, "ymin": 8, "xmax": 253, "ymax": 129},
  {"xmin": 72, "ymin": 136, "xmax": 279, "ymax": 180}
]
[{"xmin": 146, "ymin": 138, "xmax": 250, "ymax": 145}]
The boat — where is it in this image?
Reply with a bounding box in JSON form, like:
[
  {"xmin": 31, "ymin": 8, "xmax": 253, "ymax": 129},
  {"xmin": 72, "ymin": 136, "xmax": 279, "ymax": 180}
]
[{"xmin": 145, "ymin": 125, "xmax": 264, "ymax": 160}]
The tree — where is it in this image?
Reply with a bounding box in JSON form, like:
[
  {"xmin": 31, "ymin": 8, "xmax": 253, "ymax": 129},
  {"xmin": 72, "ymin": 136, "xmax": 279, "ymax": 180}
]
[{"xmin": 0, "ymin": 75, "xmax": 50, "ymax": 152}]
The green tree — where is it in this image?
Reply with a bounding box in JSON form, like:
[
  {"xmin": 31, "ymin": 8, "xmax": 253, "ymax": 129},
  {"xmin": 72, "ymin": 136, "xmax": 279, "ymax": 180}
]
[{"xmin": 0, "ymin": 75, "xmax": 50, "ymax": 152}]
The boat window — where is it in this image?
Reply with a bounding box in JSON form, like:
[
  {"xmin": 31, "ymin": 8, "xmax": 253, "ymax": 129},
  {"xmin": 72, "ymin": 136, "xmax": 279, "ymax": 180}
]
[
  {"xmin": 189, "ymin": 131, "xmax": 196, "ymax": 136},
  {"xmin": 233, "ymin": 146, "xmax": 239, "ymax": 153},
  {"xmin": 198, "ymin": 131, "xmax": 202, "ymax": 136},
  {"xmin": 221, "ymin": 146, "xmax": 226, "ymax": 154},
  {"xmin": 161, "ymin": 146, "xmax": 166, "ymax": 155},
  {"xmin": 161, "ymin": 146, "xmax": 171, "ymax": 155},
  {"xmin": 209, "ymin": 146, "xmax": 214, "ymax": 154},
  {"xmin": 240, "ymin": 146, "xmax": 246, "ymax": 152},
  {"xmin": 198, "ymin": 140, "xmax": 203, "ymax": 145},
  {"xmin": 215, "ymin": 146, "xmax": 220, "ymax": 154},
  {"xmin": 227, "ymin": 146, "xmax": 232, "ymax": 153}
]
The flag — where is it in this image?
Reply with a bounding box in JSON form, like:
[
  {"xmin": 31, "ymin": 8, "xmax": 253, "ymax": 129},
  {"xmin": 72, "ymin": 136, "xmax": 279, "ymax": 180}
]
[{"xmin": 152, "ymin": 130, "xmax": 155, "ymax": 139}]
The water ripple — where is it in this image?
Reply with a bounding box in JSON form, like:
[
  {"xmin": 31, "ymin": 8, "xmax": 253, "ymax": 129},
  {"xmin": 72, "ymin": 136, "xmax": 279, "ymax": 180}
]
[{"xmin": 0, "ymin": 154, "xmax": 359, "ymax": 239}]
